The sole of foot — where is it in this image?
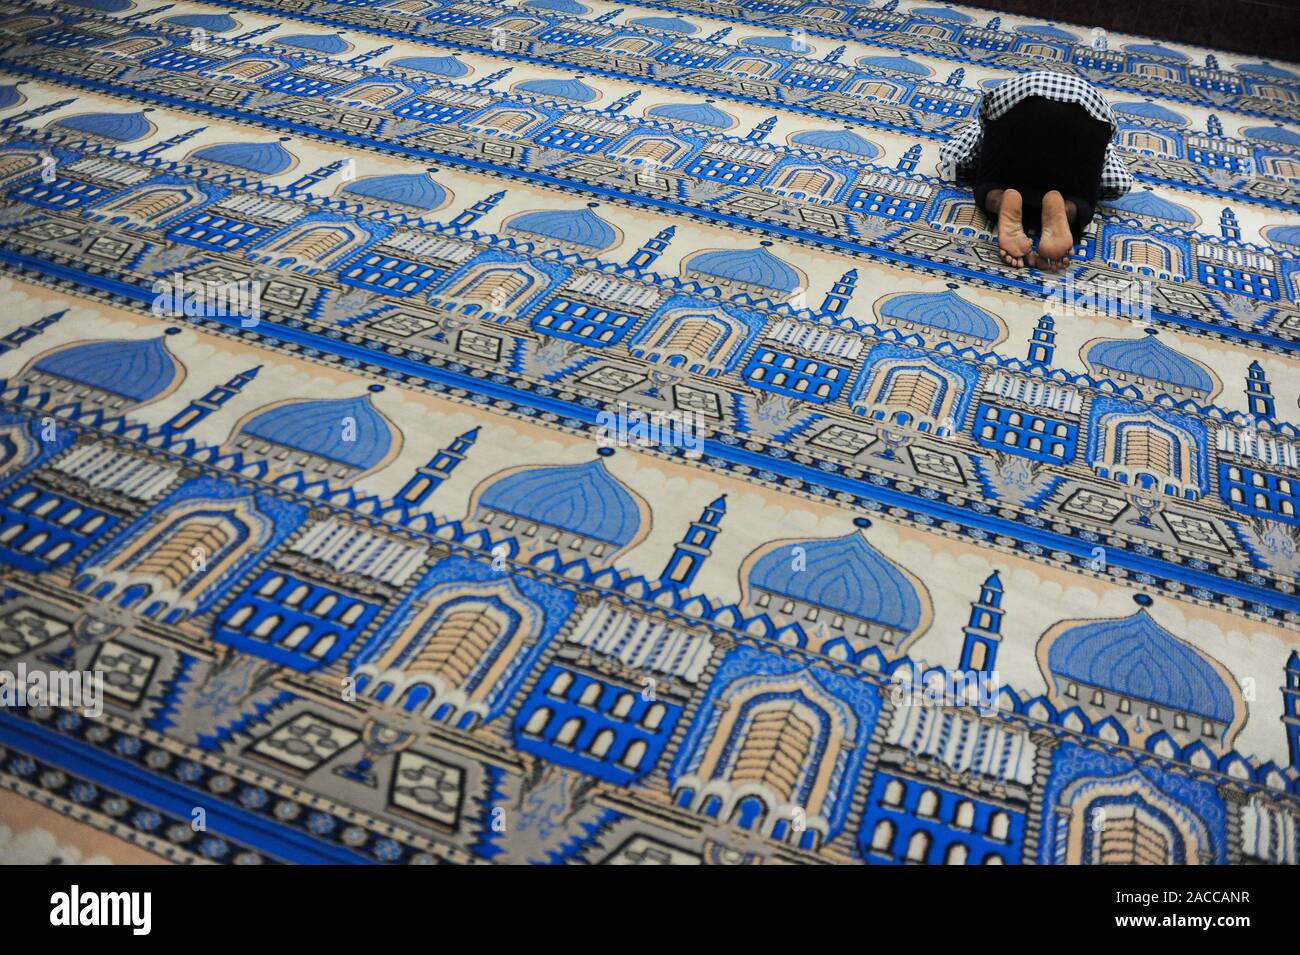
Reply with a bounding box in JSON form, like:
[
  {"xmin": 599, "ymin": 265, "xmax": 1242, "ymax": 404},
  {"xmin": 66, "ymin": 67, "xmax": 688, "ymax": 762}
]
[
  {"xmin": 996, "ymin": 188, "xmax": 1033, "ymax": 268},
  {"xmin": 1034, "ymin": 190, "xmax": 1074, "ymax": 272}
]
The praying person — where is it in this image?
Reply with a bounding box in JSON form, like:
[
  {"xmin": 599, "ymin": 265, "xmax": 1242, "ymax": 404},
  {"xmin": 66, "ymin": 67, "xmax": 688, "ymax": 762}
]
[{"xmin": 938, "ymin": 71, "xmax": 1135, "ymax": 272}]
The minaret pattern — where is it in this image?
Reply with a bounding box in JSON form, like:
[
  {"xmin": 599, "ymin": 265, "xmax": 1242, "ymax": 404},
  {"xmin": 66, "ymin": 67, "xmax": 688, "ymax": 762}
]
[
  {"xmin": 161, "ymin": 367, "xmax": 260, "ymax": 432},
  {"xmin": 661, "ymin": 496, "xmax": 726, "ymax": 588},
  {"xmin": 959, "ymin": 571, "xmax": 1004, "ymax": 674},
  {"xmin": 397, "ymin": 428, "xmax": 479, "ymax": 507}
]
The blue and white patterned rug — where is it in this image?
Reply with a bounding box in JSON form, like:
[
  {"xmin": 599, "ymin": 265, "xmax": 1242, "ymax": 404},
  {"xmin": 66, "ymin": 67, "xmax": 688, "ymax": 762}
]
[{"xmin": 0, "ymin": 0, "xmax": 1297, "ymax": 865}]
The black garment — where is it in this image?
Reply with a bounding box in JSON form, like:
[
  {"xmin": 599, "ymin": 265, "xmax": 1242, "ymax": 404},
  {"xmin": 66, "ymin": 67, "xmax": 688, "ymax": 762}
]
[{"xmin": 973, "ymin": 95, "xmax": 1112, "ymax": 242}]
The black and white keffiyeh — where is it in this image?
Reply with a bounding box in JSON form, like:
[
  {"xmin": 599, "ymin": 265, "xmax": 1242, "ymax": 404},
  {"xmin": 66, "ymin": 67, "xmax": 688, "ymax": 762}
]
[{"xmin": 937, "ymin": 71, "xmax": 1135, "ymax": 200}]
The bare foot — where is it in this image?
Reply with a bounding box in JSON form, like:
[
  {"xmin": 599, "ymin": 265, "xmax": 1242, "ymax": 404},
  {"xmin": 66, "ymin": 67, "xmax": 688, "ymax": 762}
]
[
  {"xmin": 1033, "ymin": 190, "xmax": 1074, "ymax": 272},
  {"xmin": 995, "ymin": 188, "xmax": 1032, "ymax": 268}
]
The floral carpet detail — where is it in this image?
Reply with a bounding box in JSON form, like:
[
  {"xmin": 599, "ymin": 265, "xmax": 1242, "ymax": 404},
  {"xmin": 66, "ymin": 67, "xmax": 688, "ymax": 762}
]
[{"xmin": 0, "ymin": 0, "xmax": 1297, "ymax": 865}]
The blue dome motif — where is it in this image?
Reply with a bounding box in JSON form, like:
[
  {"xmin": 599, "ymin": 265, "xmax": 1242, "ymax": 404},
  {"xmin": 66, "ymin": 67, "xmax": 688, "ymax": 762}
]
[
  {"xmin": 34, "ymin": 337, "xmax": 179, "ymax": 403},
  {"xmin": 1114, "ymin": 101, "xmax": 1189, "ymax": 126},
  {"xmin": 790, "ymin": 129, "xmax": 880, "ymax": 159},
  {"xmin": 389, "ymin": 56, "xmax": 470, "ymax": 77},
  {"xmin": 742, "ymin": 35, "xmax": 811, "ymax": 52},
  {"xmin": 1243, "ymin": 126, "xmax": 1300, "ymax": 148},
  {"xmin": 1016, "ymin": 24, "xmax": 1078, "ymax": 41},
  {"xmin": 1125, "ymin": 43, "xmax": 1189, "ymax": 61},
  {"xmin": 515, "ymin": 78, "xmax": 599, "ymax": 103},
  {"xmin": 1086, "ymin": 331, "xmax": 1214, "ymax": 392},
  {"xmin": 628, "ymin": 16, "xmax": 697, "ymax": 33},
  {"xmin": 163, "ymin": 14, "xmax": 239, "ymax": 32},
  {"xmin": 275, "ymin": 33, "xmax": 350, "ymax": 54},
  {"xmin": 1048, "ymin": 609, "xmax": 1233, "ymax": 722},
  {"xmin": 241, "ymin": 395, "xmax": 394, "ymax": 472},
  {"xmin": 645, "ymin": 101, "xmax": 736, "ymax": 129},
  {"xmin": 879, "ymin": 288, "xmax": 1001, "ymax": 340},
  {"xmin": 53, "ymin": 111, "xmax": 153, "ymax": 143},
  {"xmin": 522, "ymin": 0, "xmax": 588, "ymax": 12},
  {"xmin": 1105, "ymin": 189, "xmax": 1196, "ymax": 224},
  {"xmin": 1239, "ymin": 63, "xmax": 1300, "ymax": 80},
  {"xmin": 192, "ymin": 141, "xmax": 295, "ymax": 176},
  {"xmin": 1265, "ymin": 224, "xmax": 1300, "ymax": 248},
  {"xmin": 749, "ymin": 533, "xmax": 923, "ymax": 633},
  {"xmin": 0, "ymin": 86, "xmax": 22, "ymax": 111},
  {"xmin": 342, "ymin": 173, "xmax": 447, "ymax": 210},
  {"xmin": 64, "ymin": 0, "xmax": 130, "ymax": 10},
  {"xmin": 480, "ymin": 459, "xmax": 641, "ymax": 546},
  {"xmin": 507, "ymin": 207, "xmax": 617, "ymax": 250},
  {"xmin": 686, "ymin": 246, "xmax": 800, "ymax": 293},
  {"xmin": 910, "ymin": 7, "xmax": 973, "ymax": 22},
  {"xmin": 857, "ymin": 55, "xmax": 932, "ymax": 76}
]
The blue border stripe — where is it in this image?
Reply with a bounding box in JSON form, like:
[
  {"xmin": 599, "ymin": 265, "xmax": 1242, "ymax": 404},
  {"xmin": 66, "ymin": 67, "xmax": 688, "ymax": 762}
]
[
  {"xmin": 0, "ymin": 247, "xmax": 1291, "ymax": 617},
  {"xmin": 0, "ymin": 711, "xmax": 373, "ymax": 864},
  {"xmin": 179, "ymin": 0, "xmax": 1300, "ymax": 129},
  {"xmin": 1, "ymin": 59, "xmax": 1295, "ymax": 354}
]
